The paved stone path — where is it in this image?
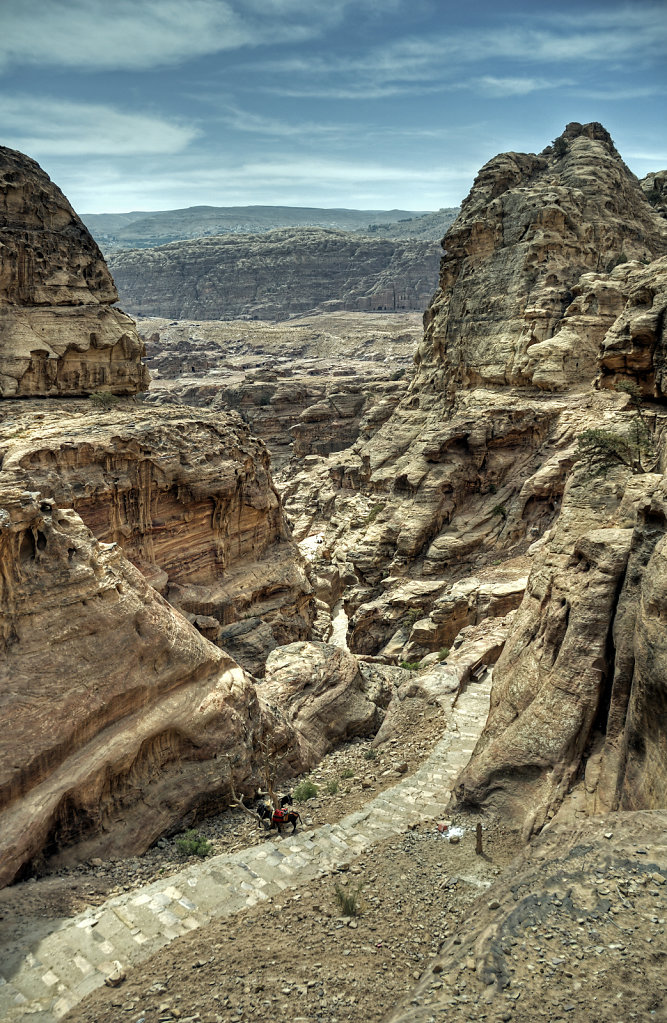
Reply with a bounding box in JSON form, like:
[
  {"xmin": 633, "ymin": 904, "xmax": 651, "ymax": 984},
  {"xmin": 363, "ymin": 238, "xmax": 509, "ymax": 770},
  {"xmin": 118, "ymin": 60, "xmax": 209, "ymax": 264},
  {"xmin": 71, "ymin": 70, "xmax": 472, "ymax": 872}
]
[{"xmin": 0, "ymin": 674, "xmax": 491, "ymax": 1022}]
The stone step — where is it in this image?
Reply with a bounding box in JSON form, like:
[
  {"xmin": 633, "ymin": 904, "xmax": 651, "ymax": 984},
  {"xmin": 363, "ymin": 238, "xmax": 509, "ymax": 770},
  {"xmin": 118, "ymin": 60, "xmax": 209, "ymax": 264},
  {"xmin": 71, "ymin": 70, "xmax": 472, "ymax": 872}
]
[{"xmin": 2, "ymin": 677, "xmax": 493, "ymax": 1023}]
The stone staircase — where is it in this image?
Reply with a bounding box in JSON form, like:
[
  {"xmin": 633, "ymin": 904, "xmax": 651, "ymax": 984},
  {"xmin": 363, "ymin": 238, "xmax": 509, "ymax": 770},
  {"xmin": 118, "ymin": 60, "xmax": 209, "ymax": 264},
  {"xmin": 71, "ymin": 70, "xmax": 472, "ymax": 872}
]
[{"xmin": 0, "ymin": 674, "xmax": 492, "ymax": 1022}]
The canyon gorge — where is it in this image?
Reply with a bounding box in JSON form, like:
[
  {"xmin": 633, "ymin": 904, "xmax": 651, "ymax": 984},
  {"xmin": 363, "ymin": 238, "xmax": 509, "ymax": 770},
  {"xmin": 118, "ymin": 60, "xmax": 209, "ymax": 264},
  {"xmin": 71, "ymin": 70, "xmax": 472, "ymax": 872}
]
[{"xmin": 1, "ymin": 121, "xmax": 666, "ymax": 1023}]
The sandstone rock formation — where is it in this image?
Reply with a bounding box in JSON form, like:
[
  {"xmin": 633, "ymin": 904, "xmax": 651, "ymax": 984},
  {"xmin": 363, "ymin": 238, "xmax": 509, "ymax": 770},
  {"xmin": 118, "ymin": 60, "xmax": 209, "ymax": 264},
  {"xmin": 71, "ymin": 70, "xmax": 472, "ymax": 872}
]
[
  {"xmin": 136, "ymin": 312, "xmax": 420, "ymax": 469},
  {"xmin": 277, "ymin": 124, "xmax": 667, "ymax": 833},
  {"xmin": 596, "ymin": 255, "xmax": 667, "ymax": 395},
  {"xmin": 108, "ymin": 228, "xmax": 440, "ymax": 321},
  {"xmin": 641, "ymin": 169, "xmax": 667, "ymax": 220},
  {"xmin": 0, "ymin": 148, "xmax": 323, "ymax": 883},
  {"xmin": 454, "ymin": 262, "xmax": 667, "ymax": 834},
  {"xmin": 0, "ymin": 402, "xmax": 314, "ymax": 676},
  {"xmin": 0, "ymin": 488, "xmax": 302, "ymax": 887},
  {"xmin": 0, "ymin": 146, "xmax": 149, "ymax": 397},
  {"xmin": 415, "ymin": 122, "xmax": 666, "ymax": 395},
  {"xmin": 261, "ymin": 641, "xmax": 393, "ymax": 759}
]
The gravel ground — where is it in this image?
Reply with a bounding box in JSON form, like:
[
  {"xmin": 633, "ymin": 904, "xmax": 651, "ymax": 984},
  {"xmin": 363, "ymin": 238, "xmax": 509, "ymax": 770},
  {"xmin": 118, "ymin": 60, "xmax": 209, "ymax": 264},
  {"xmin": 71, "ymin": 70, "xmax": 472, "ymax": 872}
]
[{"xmin": 63, "ymin": 817, "xmax": 516, "ymax": 1023}]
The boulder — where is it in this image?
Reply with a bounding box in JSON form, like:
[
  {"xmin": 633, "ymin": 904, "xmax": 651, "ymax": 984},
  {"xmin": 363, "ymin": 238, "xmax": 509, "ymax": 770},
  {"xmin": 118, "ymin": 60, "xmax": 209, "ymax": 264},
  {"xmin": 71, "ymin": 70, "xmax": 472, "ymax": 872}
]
[{"xmin": 261, "ymin": 641, "xmax": 392, "ymax": 758}]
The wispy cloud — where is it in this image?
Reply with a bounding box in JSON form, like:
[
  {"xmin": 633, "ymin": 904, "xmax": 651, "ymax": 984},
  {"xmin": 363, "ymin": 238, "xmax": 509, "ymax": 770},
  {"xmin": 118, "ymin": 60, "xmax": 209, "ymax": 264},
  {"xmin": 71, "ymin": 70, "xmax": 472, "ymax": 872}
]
[
  {"xmin": 256, "ymin": 5, "xmax": 667, "ymax": 99},
  {"xmin": 50, "ymin": 151, "xmax": 473, "ymax": 213},
  {"xmin": 0, "ymin": 97, "xmax": 197, "ymax": 156},
  {"xmin": 214, "ymin": 103, "xmax": 349, "ymax": 138},
  {"xmin": 0, "ymin": 0, "xmax": 378, "ymax": 72},
  {"xmin": 470, "ymin": 76, "xmax": 572, "ymax": 97}
]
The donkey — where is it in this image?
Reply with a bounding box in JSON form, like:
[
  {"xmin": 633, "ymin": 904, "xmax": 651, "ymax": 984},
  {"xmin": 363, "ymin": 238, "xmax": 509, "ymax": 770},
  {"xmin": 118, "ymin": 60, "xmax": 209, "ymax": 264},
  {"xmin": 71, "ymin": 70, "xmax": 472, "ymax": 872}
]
[{"xmin": 256, "ymin": 801, "xmax": 301, "ymax": 834}]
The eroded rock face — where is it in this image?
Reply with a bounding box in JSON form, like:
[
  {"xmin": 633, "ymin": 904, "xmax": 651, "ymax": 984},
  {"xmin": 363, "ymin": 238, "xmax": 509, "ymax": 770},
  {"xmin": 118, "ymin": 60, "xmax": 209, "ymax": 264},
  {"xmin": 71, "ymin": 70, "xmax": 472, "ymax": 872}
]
[
  {"xmin": 415, "ymin": 122, "xmax": 667, "ymax": 395},
  {"xmin": 0, "ymin": 146, "xmax": 149, "ymax": 396},
  {"xmin": 0, "ymin": 402, "xmax": 314, "ymax": 675},
  {"xmin": 108, "ymin": 228, "xmax": 440, "ymax": 321},
  {"xmin": 453, "ymin": 461, "xmax": 667, "ymax": 834},
  {"xmin": 0, "ymin": 488, "xmax": 300, "ymax": 887},
  {"xmin": 596, "ymin": 256, "xmax": 667, "ymax": 396}
]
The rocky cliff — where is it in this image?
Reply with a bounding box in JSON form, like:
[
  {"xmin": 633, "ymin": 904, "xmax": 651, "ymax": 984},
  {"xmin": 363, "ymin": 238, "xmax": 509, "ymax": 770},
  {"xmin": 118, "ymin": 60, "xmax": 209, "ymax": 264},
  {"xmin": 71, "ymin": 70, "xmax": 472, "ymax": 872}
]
[
  {"xmin": 0, "ymin": 146, "xmax": 149, "ymax": 397},
  {"xmin": 107, "ymin": 228, "xmax": 441, "ymax": 321},
  {"xmin": 0, "ymin": 151, "xmax": 318, "ymax": 882},
  {"xmin": 0, "ymin": 401, "xmax": 314, "ymax": 675},
  {"xmin": 280, "ymin": 124, "xmax": 667, "ymax": 832},
  {"xmin": 0, "ymin": 485, "xmax": 303, "ymax": 888},
  {"xmin": 415, "ymin": 121, "xmax": 666, "ymax": 395}
]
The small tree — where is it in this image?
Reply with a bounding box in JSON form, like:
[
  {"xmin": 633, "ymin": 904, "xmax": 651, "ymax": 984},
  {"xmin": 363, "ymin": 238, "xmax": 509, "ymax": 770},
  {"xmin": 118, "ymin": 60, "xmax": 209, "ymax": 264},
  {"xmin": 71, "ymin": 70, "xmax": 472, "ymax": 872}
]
[
  {"xmin": 552, "ymin": 136, "xmax": 568, "ymax": 158},
  {"xmin": 576, "ymin": 381, "xmax": 657, "ymax": 475},
  {"xmin": 224, "ymin": 737, "xmax": 293, "ymax": 828}
]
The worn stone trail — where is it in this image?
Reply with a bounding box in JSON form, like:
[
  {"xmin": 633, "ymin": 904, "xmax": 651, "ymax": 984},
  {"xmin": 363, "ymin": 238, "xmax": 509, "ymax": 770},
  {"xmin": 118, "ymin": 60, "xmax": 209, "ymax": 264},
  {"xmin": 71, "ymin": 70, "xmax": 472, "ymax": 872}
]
[{"xmin": 0, "ymin": 674, "xmax": 492, "ymax": 1023}]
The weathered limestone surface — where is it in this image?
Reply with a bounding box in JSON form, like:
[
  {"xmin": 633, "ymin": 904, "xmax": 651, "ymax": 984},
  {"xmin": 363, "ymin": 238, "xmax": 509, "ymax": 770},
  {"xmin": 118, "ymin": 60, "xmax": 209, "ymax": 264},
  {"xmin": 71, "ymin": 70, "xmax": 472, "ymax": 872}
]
[
  {"xmin": 0, "ymin": 146, "xmax": 149, "ymax": 396},
  {"xmin": 0, "ymin": 488, "xmax": 301, "ymax": 888},
  {"xmin": 0, "ymin": 402, "xmax": 313, "ymax": 675}
]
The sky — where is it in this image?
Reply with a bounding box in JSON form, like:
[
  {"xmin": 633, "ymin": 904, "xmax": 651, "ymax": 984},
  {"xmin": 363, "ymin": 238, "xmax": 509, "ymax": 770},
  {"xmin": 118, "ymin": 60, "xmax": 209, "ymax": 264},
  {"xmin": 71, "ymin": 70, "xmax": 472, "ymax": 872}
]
[{"xmin": 0, "ymin": 0, "xmax": 665, "ymax": 214}]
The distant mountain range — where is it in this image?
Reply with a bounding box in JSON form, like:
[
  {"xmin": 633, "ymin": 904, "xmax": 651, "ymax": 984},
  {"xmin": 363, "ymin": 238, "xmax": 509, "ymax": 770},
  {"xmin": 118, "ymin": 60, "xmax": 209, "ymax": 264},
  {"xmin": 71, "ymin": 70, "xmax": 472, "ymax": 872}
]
[{"xmin": 82, "ymin": 204, "xmax": 459, "ymax": 252}]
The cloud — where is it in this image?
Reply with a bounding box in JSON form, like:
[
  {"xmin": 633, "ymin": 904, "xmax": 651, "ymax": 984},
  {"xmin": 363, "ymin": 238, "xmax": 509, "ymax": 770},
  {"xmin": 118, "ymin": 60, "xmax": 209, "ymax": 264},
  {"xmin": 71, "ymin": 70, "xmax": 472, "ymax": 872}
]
[
  {"xmin": 0, "ymin": 0, "xmax": 374, "ymax": 72},
  {"xmin": 257, "ymin": 5, "xmax": 667, "ymax": 99},
  {"xmin": 214, "ymin": 103, "xmax": 350, "ymax": 138},
  {"xmin": 49, "ymin": 150, "xmax": 474, "ymax": 213},
  {"xmin": 469, "ymin": 76, "xmax": 570, "ymax": 97},
  {"xmin": 0, "ymin": 97, "xmax": 197, "ymax": 156}
]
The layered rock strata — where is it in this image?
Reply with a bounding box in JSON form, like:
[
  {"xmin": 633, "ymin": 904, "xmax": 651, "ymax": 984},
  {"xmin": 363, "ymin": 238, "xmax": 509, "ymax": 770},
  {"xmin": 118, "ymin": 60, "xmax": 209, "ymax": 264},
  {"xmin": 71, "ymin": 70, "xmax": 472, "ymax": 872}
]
[
  {"xmin": 0, "ymin": 146, "xmax": 149, "ymax": 396},
  {"xmin": 0, "ymin": 488, "xmax": 301, "ymax": 887},
  {"xmin": 0, "ymin": 402, "xmax": 313, "ymax": 675}
]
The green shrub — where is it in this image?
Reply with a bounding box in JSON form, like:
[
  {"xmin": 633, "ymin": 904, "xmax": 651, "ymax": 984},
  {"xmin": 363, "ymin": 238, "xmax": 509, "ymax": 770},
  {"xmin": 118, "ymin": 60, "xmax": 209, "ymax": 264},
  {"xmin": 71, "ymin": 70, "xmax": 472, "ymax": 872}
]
[
  {"xmin": 335, "ymin": 884, "xmax": 361, "ymax": 916},
  {"xmin": 491, "ymin": 504, "xmax": 507, "ymax": 519},
  {"xmin": 438, "ymin": 647, "xmax": 450, "ymax": 662},
  {"xmin": 340, "ymin": 768, "xmax": 355, "ymax": 780},
  {"xmin": 90, "ymin": 390, "xmax": 120, "ymax": 409},
  {"xmin": 326, "ymin": 779, "xmax": 340, "ymax": 795},
  {"xmin": 399, "ymin": 660, "xmax": 421, "ymax": 671},
  {"xmin": 363, "ymin": 501, "xmax": 386, "ymax": 526},
  {"xmin": 175, "ymin": 830, "xmax": 212, "ymax": 858},
  {"xmin": 293, "ymin": 779, "xmax": 318, "ymax": 802},
  {"xmin": 552, "ymin": 136, "xmax": 568, "ymax": 157},
  {"xmin": 607, "ymin": 252, "xmax": 630, "ymax": 271},
  {"xmin": 363, "ymin": 749, "xmax": 377, "ymax": 761}
]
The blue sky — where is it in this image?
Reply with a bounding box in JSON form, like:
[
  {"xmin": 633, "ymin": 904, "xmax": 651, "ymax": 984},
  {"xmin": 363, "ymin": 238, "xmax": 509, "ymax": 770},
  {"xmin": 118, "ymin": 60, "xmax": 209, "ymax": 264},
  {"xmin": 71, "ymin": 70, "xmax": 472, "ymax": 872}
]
[{"xmin": 0, "ymin": 0, "xmax": 665, "ymax": 213}]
